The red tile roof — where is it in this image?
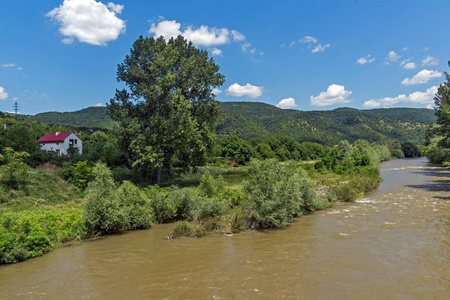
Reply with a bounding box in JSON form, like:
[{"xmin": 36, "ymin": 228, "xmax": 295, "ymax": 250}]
[{"xmin": 38, "ymin": 132, "xmax": 73, "ymax": 143}]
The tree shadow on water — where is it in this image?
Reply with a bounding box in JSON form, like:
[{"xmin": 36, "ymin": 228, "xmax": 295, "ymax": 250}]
[{"xmin": 407, "ymin": 166, "xmax": 450, "ymax": 200}]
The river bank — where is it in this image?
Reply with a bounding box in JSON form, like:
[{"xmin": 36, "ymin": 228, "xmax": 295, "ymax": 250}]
[{"xmin": 1, "ymin": 157, "xmax": 448, "ymax": 299}]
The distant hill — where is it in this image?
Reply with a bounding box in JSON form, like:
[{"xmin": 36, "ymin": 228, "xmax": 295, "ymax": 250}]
[
  {"xmin": 19, "ymin": 107, "xmax": 111, "ymax": 129},
  {"xmin": 17, "ymin": 102, "xmax": 436, "ymax": 145},
  {"xmin": 217, "ymin": 102, "xmax": 436, "ymax": 145}
]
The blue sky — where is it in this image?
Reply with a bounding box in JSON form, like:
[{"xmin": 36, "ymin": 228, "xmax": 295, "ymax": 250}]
[{"xmin": 1, "ymin": 0, "xmax": 449, "ymax": 115}]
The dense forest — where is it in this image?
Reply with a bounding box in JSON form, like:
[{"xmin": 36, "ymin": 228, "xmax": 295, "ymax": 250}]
[{"xmin": 18, "ymin": 102, "xmax": 435, "ymax": 146}]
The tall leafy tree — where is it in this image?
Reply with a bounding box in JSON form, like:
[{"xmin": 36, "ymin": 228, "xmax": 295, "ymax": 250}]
[
  {"xmin": 108, "ymin": 35, "xmax": 225, "ymax": 185},
  {"xmin": 433, "ymin": 61, "xmax": 450, "ymax": 148}
]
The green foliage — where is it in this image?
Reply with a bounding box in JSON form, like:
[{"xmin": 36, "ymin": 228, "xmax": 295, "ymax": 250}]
[
  {"xmin": 115, "ymin": 181, "xmax": 153, "ymax": 230},
  {"xmin": 108, "ymin": 35, "xmax": 225, "ymax": 185},
  {"xmin": 82, "ymin": 162, "xmax": 124, "ymax": 235},
  {"xmin": 172, "ymin": 220, "xmax": 196, "ymax": 237},
  {"xmin": 401, "ymin": 142, "xmax": 421, "ymax": 157},
  {"xmin": 217, "ymin": 136, "xmax": 254, "ymax": 165},
  {"xmin": 218, "ymin": 102, "xmax": 435, "ymax": 146},
  {"xmin": 0, "ymin": 147, "xmax": 30, "ymax": 188},
  {"xmin": 83, "ymin": 163, "xmax": 153, "ymax": 235},
  {"xmin": 244, "ymin": 159, "xmax": 318, "ymax": 229},
  {"xmin": 0, "ymin": 207, "xmax": 84, "ymax": 264},
  {"xmin": 426, "ymin": 137, "xmax": 450, "ymax": 164},
  {"xmin": 198, "ymin": 170, "xmax": 225, "ymax": 198},
  {"xmin": 71, "ymin": 161, "xmax": 92, "ymax": 189}
]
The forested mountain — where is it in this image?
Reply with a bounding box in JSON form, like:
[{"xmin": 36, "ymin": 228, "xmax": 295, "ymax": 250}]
[
  {"xmin": 18, "ymin": 107, "xmax": 112, "ymax": 129},
  {"xmin": 217, "ymin": 102, "xmax": 435, "ymax": 145},
  {"xmin": 15, "ymin": 102, "xmax": 436, "ymax": 146}
]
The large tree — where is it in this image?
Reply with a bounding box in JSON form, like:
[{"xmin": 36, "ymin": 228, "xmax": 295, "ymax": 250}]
[
  {"xmin": 108, "ymin": 35, "xmax": 225, "ymax": 185},
  {"xmin": 433, "ymin": 61, "xmax": 450, "ymax": 148}
]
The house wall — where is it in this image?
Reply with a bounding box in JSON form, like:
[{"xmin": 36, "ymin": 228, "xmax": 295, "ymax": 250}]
[{"xmin": 39, "ymin": 133, "xmax": 83, "ymax": 155}]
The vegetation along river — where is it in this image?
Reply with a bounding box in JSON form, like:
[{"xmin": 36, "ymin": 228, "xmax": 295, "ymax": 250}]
[{"xmin": 1, "ymin": 157, "xmax": 449, "ymax": 299}]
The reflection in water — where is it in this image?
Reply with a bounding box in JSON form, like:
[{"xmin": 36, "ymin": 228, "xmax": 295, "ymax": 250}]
[{"xmin": 0, "ymin": 158, "xmax": 449, "ymax": 299}]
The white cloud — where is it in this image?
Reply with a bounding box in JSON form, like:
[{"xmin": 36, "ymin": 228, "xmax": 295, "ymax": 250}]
[
  {"xmin": 16, "ymin": 67, "xmax": 23, "ymax": 71},
  {"xmin": 402, "ymin": 47, "xmax": 409, "ymax": 51},
  {"xmin": 401, "ymin": 69, "xmax": 442, "ymax": 86},
  {"xmin": 363, "ymin": 86, "xmax": 438, "ymax": 108},
  {"xmin": 0, "ymin": 87, "xmax": 8, "ymax": 100},
  {"xmin": 402, "ymin": 62, "xmax": 417, "ymax": 69},
  {"xmin": 46, "ymin": 0, "xmax": 126, "ymax": 46},
  {"xmin": 312, "ymin": 44, "xmax": 330, "ymax": 53},
  {"xmin": 299, "ymin": 36, "xmax": 317, "ymax": 43},
  {"xmin": 276, "ymin": 97, "xmax": 298, "ymax": 109},
  {"xmin": 148, "ymin": 20, "xmax": 181, "ymax": 40},
  {"xmin": 106, "ymin": 2, "xmax": 123, "ymax": 14},
  {"xmin": 400, "ymin": 58, "xmax": 416, "ymax": 69},
  {"xmin": 2, "ymin": 63, "xmax": 16, "ymax": 68},
  {"xmin": 385, "ymin": 51, "xmax": 401, "ymax": 64},
  {"xmin": 231, "ymin": 30, "xmax": 245, "ymax": 41},
  {"xmin": 289, "ymin": 41, "xmax": 296, "ymax": 48},
  {"xmin": 210, "ymin": 47, "xmax": 223, "ymax": 56},
  {"xmin": 422, "ymin": 55, "xmax": 440, "ymax": 66},
  {"xmin": 149, "ymin": 19, "xmax": 242, "ymax": 47},
  {"xmin": 357, "ymin": 54, "xmax": 375, "ymax": 65},
  {"xmin": 212, "ymin": 88, "xmax": 222, "ymax": 95},
  {"xmin": 310, "ymin": 84, "xmax": 352, "ymax": 107},
  {"xmin": 241, "ymin": 42, "xmax": 251, "ymax": 52},
  {"xmin": 226, "ymin": 83, "xmax": 263, "ymax": 98},
  {"xmin": 94, "ymin": 102, "xmax": 105, "ymax": 107}
]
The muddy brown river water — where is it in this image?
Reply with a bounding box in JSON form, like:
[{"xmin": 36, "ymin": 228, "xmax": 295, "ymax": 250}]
[{"xmin": 1, "ymin": 158, "xmax": 449, "ymax": 299}]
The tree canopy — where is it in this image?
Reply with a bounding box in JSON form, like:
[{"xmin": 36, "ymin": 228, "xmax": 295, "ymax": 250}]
[
  {"xmin": 108, "ymin": 35, "xmax": 225, "ymax": 185},
  {"xmin": 433, "ymin": 61, "xmax": 450, "ymax": 148}
]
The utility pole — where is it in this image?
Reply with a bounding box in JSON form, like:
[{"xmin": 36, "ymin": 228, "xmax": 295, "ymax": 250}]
[{"xmin": 13, "ymin": 100, "xmax": 19, "ymax": 116}]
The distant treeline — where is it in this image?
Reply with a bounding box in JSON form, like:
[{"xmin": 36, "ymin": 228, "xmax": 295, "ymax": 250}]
[{"xmin": 14, "ymin": 102, "xmax": 436, "ymax": 146}]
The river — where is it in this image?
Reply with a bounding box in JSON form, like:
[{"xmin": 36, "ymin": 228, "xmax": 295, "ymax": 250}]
[{"xmin": 1, "ymin": 158, "xmax": 449, "ymax": 299}]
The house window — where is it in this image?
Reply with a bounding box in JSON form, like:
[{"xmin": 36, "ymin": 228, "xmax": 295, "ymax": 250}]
[
  {"xmin": 56, "ymin": 149, "xmax": 60, "ymax": 154},
  {"xmin": 56, "ymin": 143, "xmax": 59, "ymax": 145},
  {"xmin": 75, "ymin": 140, "xmax": 77, "ymax": 144}
]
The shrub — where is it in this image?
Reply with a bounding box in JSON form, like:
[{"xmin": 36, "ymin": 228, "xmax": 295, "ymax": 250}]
[
  {"xmin": 330, "ymin": 184, "xmax": 358, "ymax": 202},
  {"xmin": 149, "ymin": 187, "xmax": 178, "ymax": 223},
  {"xmin": 172, "ymin": 220, "xmax": 196, "ymax": 237},
  {"xmin": 115, "ymin": 181, "xmax": 153, "ymax": 229},
  {"xmin": 244, "ymin": 159, "xmax": 317, "ymax": 229},
  {"xmin": 83, "ymin": 162, "xmax": 125, "ymax": 235}
]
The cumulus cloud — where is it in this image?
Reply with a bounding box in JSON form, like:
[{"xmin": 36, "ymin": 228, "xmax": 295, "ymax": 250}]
[
  {"xmin": 400, "ymin": 58, "xmax": 416, "ymax": 69},
  {"xmin": 357, "ymin": 54, "xmax": 375, "ymax": 65},
  {"xmin": 422, "ymin": 55, "xmax": 440, "ymax": 66},
  {"xmin": 226, "ymin": 83, "xmax": 263, "ymax": 98},
  {"xmin": 149, "ymin": 19, "xmax": 245, "ymax": 48},
  {"xmin": 212, "ymin": 88, "xmax": 222, "ymax": 95},
  {"xmin": 310, "ymin": 84, "xmax": 352, "ymax": 107},
  {"xmin": 94, "ymin": 102, "xmax": 105, "ymax": 107},
  {"xmin": 2, "ymin": 63, "xmax": 16, "ymax": 68},
  {"xmin": 276, "ymin": 97, "xmax": 298, "ymax": 109},
  {"xmin": 385, "ymin": 51, "xmax": 401, "ymax": 64},
  {"xmin": 0, "ymin": 87, "xmax": 8, "ymax": 100},
  {"xmin": 210, "ymin": 47, "xmax": 223, "ymax": 56},
  {"xmin": 401, "ymin": 69, "xmax": 442, "ymax": 86},
  {"xmin": 46, "ymin": 0, "xmax": 126, "ymax": 46},
  {"xmin": 363, "ymin": 86, "xmax": 438, "ymax": 108}
]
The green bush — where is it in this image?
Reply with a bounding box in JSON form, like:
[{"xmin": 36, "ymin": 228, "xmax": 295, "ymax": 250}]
[
  {"xmin": 172, "ymin": 220, "xmax": 196, "ymax": 237},
  {"xmin": 329, "ymin": 184, "xmax": 358, "ymax": 202},
  {"xmin": 244, "ymin": 159, "xmax": 318, "ymax": 229},
  {"xmin": 83, "ymin": 162, "xmax": 125, "ymax": 235},
  {"xmin": 115, "ymin": 181, "xmax": 153, "ymax": 230}
]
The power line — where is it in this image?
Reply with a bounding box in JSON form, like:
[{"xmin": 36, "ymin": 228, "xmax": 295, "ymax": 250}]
[{"xmin": 13, "ymin": 100, "xmax": 19, "ymax": 116}]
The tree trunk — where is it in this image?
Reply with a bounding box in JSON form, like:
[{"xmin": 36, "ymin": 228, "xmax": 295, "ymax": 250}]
[{"xmin": 156, "ymin": 166, "xmax": 162, "ymax": 187}]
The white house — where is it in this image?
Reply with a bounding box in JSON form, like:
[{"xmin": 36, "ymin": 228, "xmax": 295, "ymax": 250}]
[{"xmin": 37, "ymin": 132, "xmax": 83, "ymax": 156}]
